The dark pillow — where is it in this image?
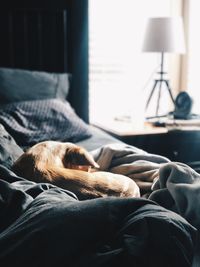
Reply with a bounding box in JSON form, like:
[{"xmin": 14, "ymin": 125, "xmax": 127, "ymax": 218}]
[
  {"xmin": 0, "ymin": 124, "xmax": 23, "ymax": 168},
  {"xmin": 0, "ymin": 67, "xmax": 71, "ymax": 104},
  {"xmin": 0, "ymin": 99, "xmax": 92, "ymax": 148}
]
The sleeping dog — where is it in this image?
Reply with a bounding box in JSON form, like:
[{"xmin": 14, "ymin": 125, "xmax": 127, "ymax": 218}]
[{"xmin": 12, "ymin": 141, "xmax": 140, "ymax": 200}]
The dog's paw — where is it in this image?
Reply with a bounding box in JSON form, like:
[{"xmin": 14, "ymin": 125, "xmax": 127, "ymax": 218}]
[{"xmin": 63, "ymin": 145, "xmax": 99, "ymax": 170}]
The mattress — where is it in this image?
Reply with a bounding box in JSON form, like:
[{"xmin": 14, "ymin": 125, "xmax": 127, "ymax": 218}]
[{"xmin": 76, "ymin": 125, "xmax": 123, "ymax": 151}]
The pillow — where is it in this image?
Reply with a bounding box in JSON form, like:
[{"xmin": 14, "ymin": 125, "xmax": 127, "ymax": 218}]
[
  {"xmin": 0, "ymin": 124, "xmax": 23, "ymax": 168},
  {"xmin": 0, "ymin": 67, "xmax": 71, "ymax": 104},
  {"xmin": 0, "ymin": 99, "xmax": 92, "ymax": 148}
]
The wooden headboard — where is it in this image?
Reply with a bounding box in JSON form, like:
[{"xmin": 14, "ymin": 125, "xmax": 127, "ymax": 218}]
[{"xmin": 0, "ymin": 0, "xmax": 89, "ymax": 122}]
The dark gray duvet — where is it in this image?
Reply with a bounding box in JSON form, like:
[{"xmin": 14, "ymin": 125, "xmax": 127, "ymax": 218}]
[
  {"xmin": 0, "ymin": 165, "xmax": 196, "ymax": 267},
  {"xmin": 0, "ymin": 122, "xmax": 197, "ymax": 267}
]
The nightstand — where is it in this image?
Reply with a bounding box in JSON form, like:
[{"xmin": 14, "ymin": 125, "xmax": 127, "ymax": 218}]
[{"xmin": 93, "ymin": 119, "xmax": 200, "ymax": 165}]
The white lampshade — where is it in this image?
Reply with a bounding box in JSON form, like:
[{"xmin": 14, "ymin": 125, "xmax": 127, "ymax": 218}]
[{"xmin": 142, "ymin": 17, "xmax": 186, "ymax": 54}]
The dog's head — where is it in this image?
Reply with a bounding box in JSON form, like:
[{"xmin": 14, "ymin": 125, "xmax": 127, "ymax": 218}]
[{"xmin": 63, "ymin": 143, "xmax": 99, "ymax": 172}]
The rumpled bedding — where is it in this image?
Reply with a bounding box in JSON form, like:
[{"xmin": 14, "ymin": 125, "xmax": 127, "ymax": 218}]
[
  {"xmin": 91, "ymin": 143, "xmax": 170, "ymax": 194},
  {"xmin": 91, "ymin": 143, "xmax": 200, "ymax": 266},
  {"xmin": 150, "ymin": 162, "xmax": 200, "ymax": 267},
  {"xmin": 0, "ymin": 164, "xmax": 197, "ymax": 267},
  {"xmin": 91, "ymin": 144, "xmax": 200, "ymax": 231}
]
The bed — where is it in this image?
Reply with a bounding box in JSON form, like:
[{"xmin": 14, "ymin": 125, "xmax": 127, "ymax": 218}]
[{"xmin": 0, "ymin": 1, "xmax": 199, "ymax": 267}]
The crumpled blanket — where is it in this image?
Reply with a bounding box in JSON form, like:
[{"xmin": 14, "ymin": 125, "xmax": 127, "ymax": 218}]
[
  {"xmin": 91, "ymin": 144, "xmax": 200, "ymax": 228},
  {"xmin": 91, "ymin": 144, "xmax": 200, "ymax": 266},
  {"xmin": 0, "ymin": 165, "xmax": 197, "ymax": 267},
  {"xmin": 149, "ymin": 162, "xmax": 200, "ymax": 230},
  {"xmin": 149, "ymin": 162, "xmax": 200, "ymax": 267},
  {"xmin": 91, "ymin": 143, "xmax": 170, "ymax": 194}
]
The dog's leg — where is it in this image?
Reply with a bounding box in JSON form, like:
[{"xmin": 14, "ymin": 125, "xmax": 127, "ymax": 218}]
[
  {"xmin": 63, "ymin": 145, "xmax": 99, "ymax": 169},
  {"xmin": 38, "ymin": 165, "xmax": 140, "ymax": 200}
]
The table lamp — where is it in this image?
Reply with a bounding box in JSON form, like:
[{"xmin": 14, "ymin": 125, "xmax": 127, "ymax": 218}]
[{"xmin": 142, "ymin": 17, "xmax": 186, "ymax": 118}]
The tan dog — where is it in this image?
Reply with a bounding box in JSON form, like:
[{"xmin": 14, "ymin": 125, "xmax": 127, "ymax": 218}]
[{"xmin": 12, "ymin": 141, "xmax": 140, "ymax": 200}]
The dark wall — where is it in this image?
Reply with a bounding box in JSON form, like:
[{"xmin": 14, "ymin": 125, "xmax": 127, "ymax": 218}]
[{"xmin": 0, "ymin": 0, "xmax": 89, "ymax": 122}]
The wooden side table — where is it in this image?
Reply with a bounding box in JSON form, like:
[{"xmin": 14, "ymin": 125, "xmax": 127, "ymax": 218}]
[{"xmin": 93, "ymin": 120, "xmax": 200, "ymax": 164}]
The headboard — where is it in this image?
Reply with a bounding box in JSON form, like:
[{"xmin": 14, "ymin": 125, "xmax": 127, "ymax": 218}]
[{"xmin": 0, "ymin": 0, "xmax": 89, "ymax": 122}]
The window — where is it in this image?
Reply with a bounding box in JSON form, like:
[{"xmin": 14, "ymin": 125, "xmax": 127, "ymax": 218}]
[
  {"xmin": 89, "ymin": 0, "xmax": 181, "ymax": 123},
  {"xmin": 185, "ymin": 0, "xmax": 200, "ymax": 114}
]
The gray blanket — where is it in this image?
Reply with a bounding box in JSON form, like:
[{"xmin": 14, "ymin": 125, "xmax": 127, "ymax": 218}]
[
  {"xmin": 91, "ymin": 143, "xmax": 200, "ymax": 266},
  {"xmin": 91, "ymin": 143, "xmax": 170, "ymax": 194},
  {"xmin": 150, "ymin": 162, "xmax": 200, "ymax": 267},
  {"xmin": 0, "ymin": 164, "xmax": 196, "ymax": 267}
]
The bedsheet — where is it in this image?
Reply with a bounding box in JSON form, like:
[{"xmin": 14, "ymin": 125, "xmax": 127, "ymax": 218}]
[
  {"xmin": 76, "ymin": 126, "xmax": 123, "ymax": 151},
  {"xmin": 0, "ymin": 164, "xmax": 196, "ymax": 267}
]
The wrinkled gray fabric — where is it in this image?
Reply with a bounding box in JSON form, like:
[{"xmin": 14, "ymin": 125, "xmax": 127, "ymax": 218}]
[
  {"xmin": 90, "ymin": 144, "xmax": 200, "ymax": 266},
  {"xmin": 91, "ymin": 145, "xmax": 200, "ymax": 233},
  {"xmin": 148, "ymin": 162, "xmax": 200, "ymax": 267},
  {"xmin": 0, "ymin": 124, "xmax": 23, "ymax": 168},
  {"xmin": 91, "ymin": 143, "xmax": 170, "ymax": 193},
  {"xmin": 149, "ymin": 162, "xmax": 200, "ymax": 230},
  {"xmin": 0, "ymin": 164, "xmax": 197, "ymax": 267}
]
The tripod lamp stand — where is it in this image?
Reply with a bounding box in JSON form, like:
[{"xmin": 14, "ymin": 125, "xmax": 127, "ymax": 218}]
[{"xmin": 142, "ymin": 17, "xmax": 186, "ymax": 118}]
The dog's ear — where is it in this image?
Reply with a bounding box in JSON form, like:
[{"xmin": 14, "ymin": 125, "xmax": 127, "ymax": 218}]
[{"xmin": 64, "ymin": 146, "xmax": 99, "ymax": 169}]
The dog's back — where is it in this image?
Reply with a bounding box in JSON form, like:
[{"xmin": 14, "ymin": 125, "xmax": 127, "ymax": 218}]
[{"xmin": 12, "ymin": 141, "xmax": 140, "ymax": 200}]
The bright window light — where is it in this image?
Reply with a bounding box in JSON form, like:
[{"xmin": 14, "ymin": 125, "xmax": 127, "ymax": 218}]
[
  {"xmin": 89, "ymin": 0, "xmax": 173, "ymax": 123},
  {"xmin": 187, "ymin": 0, "xmax": 200, "ymax": 114}
]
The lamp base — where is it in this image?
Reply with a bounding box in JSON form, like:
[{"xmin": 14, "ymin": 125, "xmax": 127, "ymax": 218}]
[
  {"xmin": 145, "ymin": 52, "xmax": 175, "ymax": 118},
  {"xmin": 145, "ymin": 78, "xmax": 175, "ymax": 118}
]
